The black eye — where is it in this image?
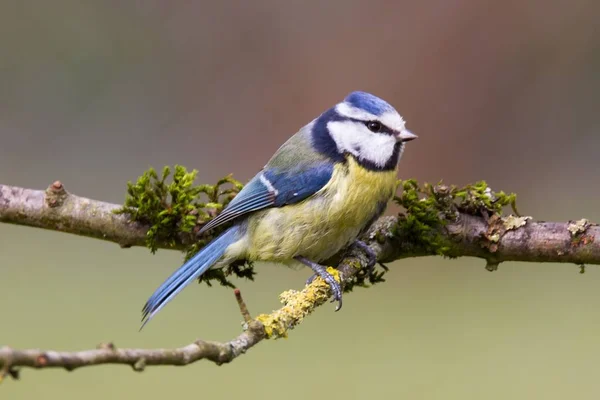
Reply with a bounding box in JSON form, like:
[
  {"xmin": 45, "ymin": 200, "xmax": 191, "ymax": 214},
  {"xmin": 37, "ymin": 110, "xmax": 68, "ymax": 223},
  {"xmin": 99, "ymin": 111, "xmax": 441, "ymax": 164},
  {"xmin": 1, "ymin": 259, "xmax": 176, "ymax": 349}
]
[{"xmin": 366, "ymin": 121, "xmax": 382, "ymax": 133}]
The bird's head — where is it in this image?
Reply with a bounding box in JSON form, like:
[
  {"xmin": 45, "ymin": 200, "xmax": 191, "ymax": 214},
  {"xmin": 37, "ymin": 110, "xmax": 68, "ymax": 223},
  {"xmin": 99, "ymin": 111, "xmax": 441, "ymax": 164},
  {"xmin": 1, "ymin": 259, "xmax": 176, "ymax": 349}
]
[{"xmin": 312, "ymin": 91, "xmax": 417, "ymax": 171}]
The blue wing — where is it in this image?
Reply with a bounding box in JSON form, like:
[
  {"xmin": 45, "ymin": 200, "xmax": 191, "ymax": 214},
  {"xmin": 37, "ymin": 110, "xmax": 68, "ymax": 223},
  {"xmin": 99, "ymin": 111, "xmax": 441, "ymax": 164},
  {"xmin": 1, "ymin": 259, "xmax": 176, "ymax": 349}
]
[{"xmin": 198, "ymin": 162, "xmax": 333, "ymax": 234}]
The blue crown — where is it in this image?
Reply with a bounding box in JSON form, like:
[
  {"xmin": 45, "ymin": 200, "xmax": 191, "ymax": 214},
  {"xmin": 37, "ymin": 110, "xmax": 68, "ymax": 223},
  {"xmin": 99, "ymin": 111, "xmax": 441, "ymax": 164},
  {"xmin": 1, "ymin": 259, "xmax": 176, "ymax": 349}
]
[{"xmin": 344, "ymin": 91, "xmax": 394, "ymax": 116}]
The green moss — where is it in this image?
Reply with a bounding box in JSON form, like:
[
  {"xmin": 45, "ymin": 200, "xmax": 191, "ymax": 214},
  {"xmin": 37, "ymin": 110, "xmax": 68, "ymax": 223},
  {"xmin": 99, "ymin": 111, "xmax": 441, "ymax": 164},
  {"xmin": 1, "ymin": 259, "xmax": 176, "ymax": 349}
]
[
  {"xmin": 393, "ymin": 179, "xmax": 519, "ymax": 257},
  {"xmin": 452, "ymin": 180, "xmax": 519, "ymax": 216},
  {"xmin": 114, "ymin": 166, "xmax": 201, "ymax": 252},
  {"xmin": 343, "ymin": 261, "xmax": 389, "ymax": 293},
  {"xmin": 114, "ymin": 165, "xmax": 253, "ymax": 287},
  {"xmin": 393, "ymin": 180, "xmax": 455, "ymax": 257}
]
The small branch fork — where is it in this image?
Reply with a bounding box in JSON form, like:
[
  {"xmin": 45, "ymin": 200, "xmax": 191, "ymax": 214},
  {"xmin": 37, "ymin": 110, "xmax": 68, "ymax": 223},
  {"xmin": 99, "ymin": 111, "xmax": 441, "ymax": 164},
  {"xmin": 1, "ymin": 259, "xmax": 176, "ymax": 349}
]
[
  {"xmin": 0, "ymin": 290, "xmax": 265, "ymax": 382},
  {"xmin": 1, "ymin": 182, "xmax": 600, "ymax": 381}
]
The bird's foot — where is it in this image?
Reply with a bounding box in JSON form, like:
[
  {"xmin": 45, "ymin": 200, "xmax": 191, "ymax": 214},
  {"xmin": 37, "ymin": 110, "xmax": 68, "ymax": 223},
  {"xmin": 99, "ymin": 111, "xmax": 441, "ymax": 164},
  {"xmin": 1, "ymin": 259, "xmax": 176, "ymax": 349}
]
[
  {"xmin": 351, "ymin": 240, "xmax": 377, "ymax": 277},
  {"xmin": 295, "ymin": 256, "xmax": 342, "ymax": 311},
  {"xmin": 306, "ymin": 240, "xmax": 377, "ymax": 283}
]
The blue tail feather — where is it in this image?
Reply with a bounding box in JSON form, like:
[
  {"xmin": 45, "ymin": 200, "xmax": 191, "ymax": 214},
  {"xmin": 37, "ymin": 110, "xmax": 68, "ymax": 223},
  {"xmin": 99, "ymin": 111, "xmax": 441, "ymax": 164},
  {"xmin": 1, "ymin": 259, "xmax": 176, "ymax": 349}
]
[{"xmin": 140, "ymin": 225, "xmax": 240, "ymax": 330}]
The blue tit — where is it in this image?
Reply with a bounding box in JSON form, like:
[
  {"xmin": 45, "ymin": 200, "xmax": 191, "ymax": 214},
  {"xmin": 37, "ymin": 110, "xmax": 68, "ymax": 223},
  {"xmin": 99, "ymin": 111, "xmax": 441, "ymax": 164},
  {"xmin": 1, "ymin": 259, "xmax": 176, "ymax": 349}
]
[{"xmin": 141, "ymin": 91, "xmax": 417, "ymax": 328}]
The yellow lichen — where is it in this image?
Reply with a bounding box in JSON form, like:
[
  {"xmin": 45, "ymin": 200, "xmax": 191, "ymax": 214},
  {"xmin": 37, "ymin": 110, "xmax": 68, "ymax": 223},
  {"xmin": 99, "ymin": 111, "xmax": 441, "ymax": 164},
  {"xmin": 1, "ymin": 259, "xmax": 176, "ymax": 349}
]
[
  {"xmin": 255, "ymin": 267, "xmax": 340, "ymax": 339},
  {"xmin": 568, "ymin": 219, "xmax": 590, "ymax": 236},
  {"xmin": 503, "ymin": 215, "xmax": 531, "ymax": 230},
  {"xmin": 488, "ymin": 233, "xmax": 501, "ymax": 243}
]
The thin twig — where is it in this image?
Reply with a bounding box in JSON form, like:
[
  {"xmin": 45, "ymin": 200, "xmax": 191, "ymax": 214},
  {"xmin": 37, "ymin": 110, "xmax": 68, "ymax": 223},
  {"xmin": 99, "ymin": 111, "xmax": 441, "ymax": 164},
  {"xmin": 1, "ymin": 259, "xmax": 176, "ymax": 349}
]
[{"xmin": 234, "ymin": 289, "xmax": 253, "ymax": 323}]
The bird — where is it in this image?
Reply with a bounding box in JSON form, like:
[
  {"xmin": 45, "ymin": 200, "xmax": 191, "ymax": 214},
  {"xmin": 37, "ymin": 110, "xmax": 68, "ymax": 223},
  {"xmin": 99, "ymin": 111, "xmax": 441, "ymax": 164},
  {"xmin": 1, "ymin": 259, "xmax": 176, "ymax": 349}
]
[{"xmin": 140, "ymin": 91, "xmax": 417, "ymax": 329}]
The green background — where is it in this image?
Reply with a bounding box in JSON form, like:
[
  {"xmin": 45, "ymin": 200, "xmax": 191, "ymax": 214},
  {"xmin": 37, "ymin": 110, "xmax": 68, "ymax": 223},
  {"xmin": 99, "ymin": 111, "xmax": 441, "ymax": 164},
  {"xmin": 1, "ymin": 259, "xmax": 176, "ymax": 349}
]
[{"xmin": 2, "ymin": 1, "xmax": 600, "ymax": 399}]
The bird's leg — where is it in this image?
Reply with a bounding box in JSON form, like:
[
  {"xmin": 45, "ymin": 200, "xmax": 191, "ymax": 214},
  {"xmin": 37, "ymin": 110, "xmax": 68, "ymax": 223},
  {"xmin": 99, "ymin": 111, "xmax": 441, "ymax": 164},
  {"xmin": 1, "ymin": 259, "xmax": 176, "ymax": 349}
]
[
  {"xmin": 351, "ymin": 240, "xmax": 377, "ymax": 277},
  {"xmin": 305, "ymin": 240, "xmax": 377, "ymax": 285},
  {"xmin": 295, "ymin": 256, "xmax": 343, "ymax": 311}
]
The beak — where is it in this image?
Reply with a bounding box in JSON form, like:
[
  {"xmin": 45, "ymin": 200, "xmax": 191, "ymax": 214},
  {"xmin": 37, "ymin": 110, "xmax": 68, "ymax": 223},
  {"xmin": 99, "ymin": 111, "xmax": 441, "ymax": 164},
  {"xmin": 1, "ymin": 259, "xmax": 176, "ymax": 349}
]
[{"xmin": 397, "ymin": 129, "xmax": 418, "ymax": 142}]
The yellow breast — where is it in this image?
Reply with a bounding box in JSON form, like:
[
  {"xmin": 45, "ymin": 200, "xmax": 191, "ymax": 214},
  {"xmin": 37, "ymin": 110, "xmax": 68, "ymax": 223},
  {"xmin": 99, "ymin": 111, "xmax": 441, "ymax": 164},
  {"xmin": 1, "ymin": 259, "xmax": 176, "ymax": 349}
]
[{"xmin": 242, "ymin": 157, "xmax": 398, "ymax": 263}]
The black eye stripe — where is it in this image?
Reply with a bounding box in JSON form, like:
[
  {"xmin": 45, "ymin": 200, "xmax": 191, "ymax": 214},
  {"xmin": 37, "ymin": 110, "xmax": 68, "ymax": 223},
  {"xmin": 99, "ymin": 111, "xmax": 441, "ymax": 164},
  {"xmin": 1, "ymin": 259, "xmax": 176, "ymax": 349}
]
[
  {"xmin": 336, "ymin": 115, "xmax": 397, "ymax": 136},
  {"xmin": 379, "ymin": 123, "xmax": 393, "ymax": 134},
  {"xmin": 347, "ymin": 118, "xmax": 394, "ymax": 135},
  {"xmin": 381, "ymin": 126, "xmax": 394, "ymax": 135}
]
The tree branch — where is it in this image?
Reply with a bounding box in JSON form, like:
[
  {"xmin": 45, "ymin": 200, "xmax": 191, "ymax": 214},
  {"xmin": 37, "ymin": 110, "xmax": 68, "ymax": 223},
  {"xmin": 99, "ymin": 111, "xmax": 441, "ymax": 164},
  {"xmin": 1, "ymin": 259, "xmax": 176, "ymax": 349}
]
[
  {"xmin": 380, "ymin": 214, "xmax": 600, "ymax": 267},
  {"xmin": 1, "ymin": 181, "xmax": 598, "ymax": 381},
  {"xmin": 0, "ymin": 182, "xmax": 157, "ymax": 249},
  {"xmin": 0, "ymin": 320, "xmax": 265, "ymax": 374}
]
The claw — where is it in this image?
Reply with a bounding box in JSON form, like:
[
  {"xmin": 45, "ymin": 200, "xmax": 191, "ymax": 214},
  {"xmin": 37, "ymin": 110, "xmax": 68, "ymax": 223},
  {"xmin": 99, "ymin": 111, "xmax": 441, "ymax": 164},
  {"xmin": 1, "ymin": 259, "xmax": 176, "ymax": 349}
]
[
  {"xmin": 352, "ymin": 240, "xmax": 377, "ymax": 277},
  {"xmin": 295, "ymin": 256, "xmax": 343, "ymax": 311}
]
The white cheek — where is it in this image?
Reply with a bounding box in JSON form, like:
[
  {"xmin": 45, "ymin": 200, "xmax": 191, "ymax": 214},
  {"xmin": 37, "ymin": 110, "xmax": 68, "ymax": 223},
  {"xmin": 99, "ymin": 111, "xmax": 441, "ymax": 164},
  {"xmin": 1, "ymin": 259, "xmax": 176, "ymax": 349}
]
[
  {"xmin": 358, "ymin": 134, "xmax": 397, "ymax": 167},
  {"xmin": 328, "ymin": 121, "xmax": 397, "ymax": 168}
]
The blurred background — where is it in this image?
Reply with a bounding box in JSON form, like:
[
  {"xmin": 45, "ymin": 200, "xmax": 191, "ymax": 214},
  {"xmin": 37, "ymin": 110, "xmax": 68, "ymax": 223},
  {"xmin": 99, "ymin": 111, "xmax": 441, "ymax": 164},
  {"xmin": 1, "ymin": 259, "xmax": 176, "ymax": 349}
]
[{"xmin": 1, "ymin": 1, "xmax": 600, "ymax": 399}]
